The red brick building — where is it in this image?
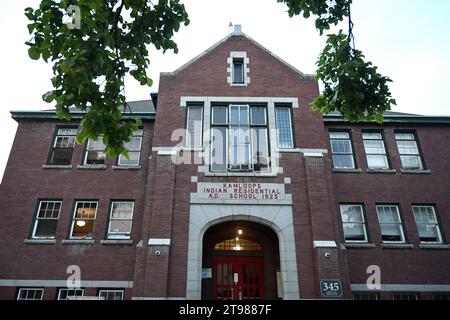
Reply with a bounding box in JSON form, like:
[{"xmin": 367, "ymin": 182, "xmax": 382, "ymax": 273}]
[{"xmin": 1, "ymin": 26, "xmax": 449, "ymax": 300}]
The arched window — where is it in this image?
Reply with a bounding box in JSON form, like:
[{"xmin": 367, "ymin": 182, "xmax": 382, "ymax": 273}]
[{"xmin": 214, "ymin": 238, "xmax": 262, "ymax": 251}]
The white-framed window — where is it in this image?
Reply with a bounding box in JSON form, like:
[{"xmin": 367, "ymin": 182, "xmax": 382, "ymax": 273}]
[
  {"xmin": 48, "ymin": 127, "xmax": 77, "ymax": 165},
  {"xmin": 232, "ymin": 58, "xmax": 244, "ymax": 84},
  {"xmin": 329, "ymin": 131, "xmax": 355, "ymax": 169},
  {"xmin": 69, "ymin": 201, "xmax": 98, "ymax": 239},
  {"xmin": 376, "ymin": 205, "xmax": 405, "ymax": 243},
  {"xmin": 210, "ymin": 104, "xmax": 269, "ymax": 172},
  {"xmin": 118, "ymin": 129, "xmax": 143, "ymax": 166},
  {"xmin": 57, "ymin": 288, "xmax": 84, "ymax": 300},
  {"xmin": 84, "ymin": 136, "xmax": 106, "ymax": 165},
  {"xmin": 107, "ymin": 201, "xmax": 134, "ymax": 239},
  {"xmin": 362, "ymin": 132, "xmax": 389, "ymax": 169},
  {"xmin": 186, "ymin": 106, "xmax": 203, "ymax": 148},
  {"xmin": 275, "ymin": 107, "xmax": 294, "ymax": 149},
  {"xmin": 17, "ymin": 288, "xmax": 44, "ymax": 300},
  {"xmin": 340, "ymin": 204, "xmax": 368, "ymax": 242},
  {"xmin": 412, "ymin": 206, "xmax": 443, "ymax": 244},
  {"xmin": 32, "ymin": 200, "xmax": 62, "ymax": 239},
  {"xmin": 98, "ymin": 289, "xmax": 124, "ymax": 300},
  {"xmin": 227, "ymin": 51, "xmax": 249, "ymax": 86},
  {"xmin": 395, "ymin": 132, "xmax": 423, "ymax": 170}
]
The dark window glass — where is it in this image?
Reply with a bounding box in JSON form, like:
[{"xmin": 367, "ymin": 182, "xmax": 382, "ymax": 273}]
[{"xmin": 49, "ymin": 128, "xmax": 77, "ymax": 165}]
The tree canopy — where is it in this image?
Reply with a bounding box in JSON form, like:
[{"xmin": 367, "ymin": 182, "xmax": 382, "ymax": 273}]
[{"xmin": 25, "ymin": 0, "xmax": 395, "ymax": 157}]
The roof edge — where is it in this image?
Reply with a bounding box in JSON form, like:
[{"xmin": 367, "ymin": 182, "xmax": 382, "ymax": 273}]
[
  {"xmin": 10, "ymin": 110, "xmax": 155, "ymax": 121},
  {"xmin": 323, "ymin": 114, "xmax": 450, "ymax": 124}
]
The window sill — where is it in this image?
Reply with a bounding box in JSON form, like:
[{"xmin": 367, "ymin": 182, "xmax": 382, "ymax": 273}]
[
  {"xmin": 332, "ymin": 168, "xmax": 362, "ymax": 173},
  {"xmin": 42, "ymin": 165, "xmax": 72, "ymax": 169},
  {"xmin": 77, "ymin": 164, "xmax": 107, "ymax": 170},
  {"xmin": 24, "ymin": 239, "xmax": 56, "ymax": 244},
  {"xmin": 419, "ymin": 244, "xmax": 450, "ymax": 250},
  {"xmin": 381, "ymin": 243, "xmax": 414, "ymax": 249},
  {"xmin": 400, "ymin": 169, "xmax": 431, "ymax": 174},
  {"xmin": 62, "ymin": 239, "xmax": 95, "ymax": 245},
  {"xmin": 101, "ymin": 239, "xmax": 133, "ymax": 245},
  {"xmin": 366, "ymin": 169, "xmax": 396, "ymax": 174},
  {"xmin": 343, "ymin": 243, "xmax": 376, "ymax": 249},
  {"xmin": 111, "ymin": 165, "xmax": 141, "ymax": 170},
  {"xmin": 276, "ymin": 148, "xmax": 301, "ymax": 153},
  {"xmin": 230, "ymin": 83, "xmax": 248, "ymax": 87}
]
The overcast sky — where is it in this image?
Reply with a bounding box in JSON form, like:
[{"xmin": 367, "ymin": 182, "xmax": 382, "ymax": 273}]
[{"xmin": 1, "ymin": 0, "xmax": 450, "ymax": 182}]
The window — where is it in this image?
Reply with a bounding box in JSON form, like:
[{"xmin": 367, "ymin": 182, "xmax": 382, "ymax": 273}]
[
  {"xmin": 84, "ymin": 136, "xmax": 106, "ymax": 165},
  {"xmin": 353, "ymin": 292, "xmax": 379, "ymax": 300},
  {"xmin": 393, "ymin": 293, "xmax": 419, "ymax": 300},
  {"xmin": 412, "ymin": 206, "xmax": 443, "ymax": 243},
  {"xmin": 48, "ymin": 127, "xmax": 77, "ymax": 165},
  {"xmin": 329, "ymin": 132, "xmax": 355, "ymax": 169},
  {"xmin": 215, "ymin": 238, "xmax": 262, "ymax": 251},
  {"xmin": 17, "ymin": 288, "xmax": 44, "ymax": 300},
  {"xmin": 99, "ymin": 290, "xmax": 124, "ymax": 300},
  {"xmin": 433, "ymin": 293, "xmax": 450, "ymax": 300},
  {"xmin": 69, "ymin": 201, "xmax": 98, "ymax": 239},
  {"xmin": 340, "ymin": 205, "xmax": 368, "ymax": 242},
  {"xmin": 275, "ymin": 107, "xmax": 293, "ymax": 149},
  {"xmin": 118, "ymin": 129, "xmax": 143, "ymax": 166},
  {"xmin": 57, "ymin": 288, "xmax": 84, "ymax": 300},
  {"xmin": 395, "ymin": 132, "xmax": 423, "ymax": 170},
  {"xmin": 210, "ymin": 105, "xmax": 269, "ymax": 172},
  {"xmin": 362, "ymin": 132, "xmax": 389, "ymax": 169},
  {"xmin": 32, "ymin": 200, "xmax": 62, "ymax": 239},
  {"xmin": 186, "ymin": 106, "xmax": 203, "ymax": 148},
  {"xmin": 107, "ymin": 201, "xmax": 134, "ymax": 239},
  {"xmin": 376, "ymin": 205, "xmax": 405, "ymax": 243},
  {"xmin": 232, "ymin": 58, "xmax": 244, "ymax": 84}
]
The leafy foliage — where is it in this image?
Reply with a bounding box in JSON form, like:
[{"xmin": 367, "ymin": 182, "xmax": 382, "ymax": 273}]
[
  {"xmin": 311, "ymin": 31, "xmax": 396, "ymax": 123},
  {"xmin": 25, "ymin": 0, "xmax": 189, "ymax": 156}
]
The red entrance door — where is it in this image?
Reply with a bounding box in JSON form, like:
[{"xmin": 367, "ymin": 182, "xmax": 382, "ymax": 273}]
[{"xmin": 214, "ymin": 256, "xmax": 264, "ymax": 300}]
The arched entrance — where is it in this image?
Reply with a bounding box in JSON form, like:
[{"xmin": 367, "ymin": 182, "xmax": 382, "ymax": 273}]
[{"xmin": 202, "ymin": 221, "xmax": 280, "ymax": 300}]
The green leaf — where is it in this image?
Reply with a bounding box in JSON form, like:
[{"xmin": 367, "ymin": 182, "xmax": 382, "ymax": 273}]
[
  {"xmin": 28, "ymin": 47, "xmax": 40, "ymax": 60},
  {"xmin": 146, "ymin": 78, "xmax": 153, "ymax": 87}
]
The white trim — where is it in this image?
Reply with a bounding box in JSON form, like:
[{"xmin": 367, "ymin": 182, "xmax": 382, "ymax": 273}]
[
  {"xmin": 17, "ymin": 288, "xmax": 44, "ymax": 300},
  {"xmin": 351, "ymin": 284, "xmax": 450, "ymax": 292},
  {"xmin": 180, "ymin": 96, "xmax": 299, "ymax": 108},
  {"xmin": 303, "ymin": 152, "xmax": 324, "ymax": 158},
  {"xmin": 313, "ymin": 241, "xmax": 337, "ymax": 248},
  {"xmin": 148, "ymin": 238, "xmax": 171, "ymax": 246},
  {"xmin": 228, "ymin": 51, "xmax": 250, "ymax": 86},
  {"xmin": 0, "ymin": 280, "xmax": 133, "ymax": 288}
]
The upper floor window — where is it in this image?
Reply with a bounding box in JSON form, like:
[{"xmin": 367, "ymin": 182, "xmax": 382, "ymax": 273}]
[
  {"xmin": 210, "ymin": 104, "xmax": 269, "ymax": 172},
  {"xmin": 32, "ymin": 200, "xmax": 62, "ymax": 239},
  {"xmin": 329, "ymin": 131, "xmax": 355, "ymax": 169},
  {"xmin": 340, "ymin": 204, "xmax": 368, "ymax": 243},
  {"xmin": 17, "ymin": 288, "xmax": 44, "ymax": 300},
  {"xmin": 186, "ymin": 106, "xmax": 203, "ymax": 148},
  {"xmin": 107, "ymin": 201, "xmax": 134, "ymax": 240},
  {"xmin": 362, "ymin": 132, "xmax": 389, "ymax": 169},
  {"xmin": 69, "ymin": 201, "xmax": 98, "ymax": 239},
  {"xmin": 48, "ymin": 127, "xmax": 77, "ymax": 165},
  {"xmin": 376, "ymin": 205, "xmax": 405, "ymax": 243},
  {"xmin": 232, "ymin": 58, "xmax": 244, "ymax": 84},
  {"xmin": 395, "ymin": 132, "xmax": 423, "ymax": 170},
  {"xmin": 412, "ymin": 206, "xmax": 443, "ymax": 243},
  {"xmin": 275, "ymin": 107, "xmax": 294, "ymax": 149},
  {"xmin": 99, "ymin": 289, "xmax": 124, "ymax": 300},
  {"xmin": 227, "ymin": 52, "xmax": 249, "ymax": 86},
  {"xmin": 84, "ymin": 136, "xmax": 106, "ymax": 165},
  {"xmin": 118, "ymin": 129, "xmax": 143, "ymax": 166}
]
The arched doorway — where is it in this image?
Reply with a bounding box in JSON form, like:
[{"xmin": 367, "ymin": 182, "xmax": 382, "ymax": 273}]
[{"xmin": 201, "ymin": 221, "xmax": 280, "ymax": 300}]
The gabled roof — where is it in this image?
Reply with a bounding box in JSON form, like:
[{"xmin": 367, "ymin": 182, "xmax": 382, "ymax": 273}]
[
  {"xmin": 161, "ymin": 25, "xmax": 315, "ymax": 79},
  {"xmin": 10, "ymin": 99, "xmax": 156, "ymax": 121},
  {"xmin": 323, "ymin": 110, "xmax": 450, "ymax": 124}
]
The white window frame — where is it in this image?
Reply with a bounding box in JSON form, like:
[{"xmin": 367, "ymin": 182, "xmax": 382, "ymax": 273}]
[
  {"xmin": 329, "ymin": 131, "xmax": 356, "ymax": 169},
  {"xmin": 32, "ymin": 200, "xmax": 62, "ymax": 239},
  {"xmin": 185, "ymin": 105, "xmax": 204, "ymax": 148},
  {"xmin": 69, "ymin": 201, "xmax": 98, "ymax": 239},
  {"xmin": 275, "ymin": 106, "xmax": 294, "ymax": 149},
  {"xmin": 340, "ymin": 204, "xmax": 368, "ymax": 243},
  {"xmin": 118, "ymin": 129, "xmax": 143, "ymax": 166},
  {"xmin": 57, "ymin": 288, "xmax": 84, "ymax": 300},
  {"xmin": 107, "ymin": 201, "xmax": 134, "ymax": 240},
  {"xmin": 376, "ymin": 205, "xmax": 406, "ymax": 244},
  {"xmin": 17, "ymin": 288, "xmax": 44, "ymax": 300},
  {"xmin": 98, "ymin": 289, "xmax": 124, "ymax": 300},
  {"xmin": 229, "ymin": 104, "xmax": 251, "ymax": 171},
  {"xmin": 412, "ymin": 205, "xmax": 443, "ymax": 244},
  {"xmin": 395, "ymin": 132, "xmax": 424, "ymax": 170},
  {"xmin": 362, "ymin": 132, "xmax": 389, "ymax": 169},
  {"xmin": 84, "ymin": 136, "xmax": 106, "ymax": 165}
]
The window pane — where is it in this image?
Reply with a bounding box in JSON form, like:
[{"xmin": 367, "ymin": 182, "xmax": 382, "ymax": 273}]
[
  {"xmin": 212, "ymin": 107, "xmax": 227, "ymax": 124},
  {"xmin": 343, "ymin": 223, "xmax": 366, "ymax": 241},
  {"xmin": 239, "ymin": 106, "xmax": 249, "ymax": 124},
  {"xmin": 58, "ymin": 289, "xmax": 84, "ymax": 300},
  {"xmin": 362, "ymin": 132, "xmax": 382, "ymax": 140},
  {"xmin": 111, "ymin": 202, "xmax": 134, "ymax": 219},
  {"xmin": 251, "ymin": 107, "xmax": 266, "ymax": 125},
  {"xmin": 230, "ymin": 106, "xmax": 239, "ymax": 124},
  {"xmin": 380, "ymin": 224, "xmax": 402, "ymax": 241},
  {"xmin": 331, "ymin": 140, "xmax": 352, "ymax": 154},
  {"xmin": 124, "ymin": 137, "xmax": 142, "ymax": 151},
  {"xmin": 332, "ymin": 155, "xmax": 355, "ymax": 169},
  {"xmin": 233, "ymin": 59, "xmax": 244, "ymax": 83},
  {"xmin": 275, "ymin": 107, "xmax": 293, "ymax": 149},
  {"xmin": 363, "ymin": 140, "xmax": 385, "ymax": 154},
  {"xmin": 87, "ymin": 137, "xmax": 106, "ymax": 150},
  {"xmin": 396, "ymin": 140, "xmax": 419, "ymax": 155},
  {"xmin": 55, "ymin": 136, "xmax": 75, "ymax": 148},
  {"xmin": 72, "ymin": 220, "xmax": 95, "ymax": 238},
  {"xmin": 86, "ymin": 151, "xmax": 106, "ymax": 165},
  {"xmin": 329, "ymin": 132, "xmax": 349, "ymax": 139},
  {"xmin": 341, "ymin": 205, "xmax": 364, "ymax": 223},
  {"xmin": 251, "ymin": 127, "xmax": 269, "ymax": 172},
  {"xmin": 109, "ymin": 220, "xmax": 132, "ymax": 234},
  {"xmin": 417, "ymin": 224, "xmax": 440, "ymax": 242},
  {"xmin": 186, "ymin": 106, "xmax": 203, "ymax": 148},
  {"xmin": 367, "ymin": 155, "xmax": 388, "ymax": 169},
  {"xmin": 58, "ymin": 128, "xmax": 78, "ymax": 136},
  {"xmin": 395, "ymin": 133, "xmax": 414, "ymax": 140},
  {"xmin": 72, "ymin": 202, "xmax": 97, "ymax": 239},
  {"xmin": 211, "ymin": 127, "xmax": 227, "ymax": 171},
  {"xmin": 50, "ymin": 149, "xmax": 73, "ymax": 165},
  {"xmin": 34, "ymin": 220, "xmax": 58, "ymax": 238},
  {"xmin": 118, "ymin": 152, "xmax": 140, "ymax": 166},
  {"xmin": 400, "ymin": 155, "xmax": 422, "ymax": 169}
]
